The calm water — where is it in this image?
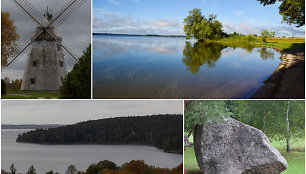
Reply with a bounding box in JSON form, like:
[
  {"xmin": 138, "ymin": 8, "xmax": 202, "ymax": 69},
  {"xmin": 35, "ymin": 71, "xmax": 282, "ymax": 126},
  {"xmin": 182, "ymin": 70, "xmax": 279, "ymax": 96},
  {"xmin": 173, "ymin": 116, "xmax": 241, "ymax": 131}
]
[
  {"xmin": 2, "ymin": 129, "xmax": 182, "ymax": 173},
  {"xmin": 93, "ymin": 35, "xmax": 281, "ymax": 99}
]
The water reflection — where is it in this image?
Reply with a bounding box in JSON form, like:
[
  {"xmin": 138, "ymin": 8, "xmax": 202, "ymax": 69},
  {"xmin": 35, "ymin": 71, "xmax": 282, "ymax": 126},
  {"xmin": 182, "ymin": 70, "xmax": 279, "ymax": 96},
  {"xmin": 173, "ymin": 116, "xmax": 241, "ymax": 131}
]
[
  {"xmin": 258, "ymin": 47, "xmax": 275, "ymax": 60},
  {"xmin": 182, "ymin": 41, "xmax": 226, "ymax": 73},
  {"xmin": 93, "ymin": 36, "xmax": 281, "ymax": 99},
  {"xmin": 182, "ymin": 42, "xmax": 276, "ymax": 73}
]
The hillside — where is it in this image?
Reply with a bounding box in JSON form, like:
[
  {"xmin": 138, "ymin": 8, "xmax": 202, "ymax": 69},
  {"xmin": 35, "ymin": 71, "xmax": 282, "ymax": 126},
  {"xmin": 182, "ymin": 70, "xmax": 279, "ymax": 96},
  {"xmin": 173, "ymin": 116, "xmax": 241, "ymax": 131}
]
[{"xmin": 16, "ymin": 114, "xmax": 183, "ymax": 153}]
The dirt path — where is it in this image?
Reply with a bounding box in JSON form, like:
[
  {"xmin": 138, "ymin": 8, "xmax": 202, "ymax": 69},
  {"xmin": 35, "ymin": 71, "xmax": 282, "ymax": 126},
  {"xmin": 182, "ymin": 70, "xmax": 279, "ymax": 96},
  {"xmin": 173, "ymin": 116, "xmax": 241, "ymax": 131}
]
[
  {"xmin": 251, "ymin": 49, "xmax": 305, "ymax": 99},
  {"xmin": 6, "ymin": 93, "xmax": 33, "ymax": 97}
]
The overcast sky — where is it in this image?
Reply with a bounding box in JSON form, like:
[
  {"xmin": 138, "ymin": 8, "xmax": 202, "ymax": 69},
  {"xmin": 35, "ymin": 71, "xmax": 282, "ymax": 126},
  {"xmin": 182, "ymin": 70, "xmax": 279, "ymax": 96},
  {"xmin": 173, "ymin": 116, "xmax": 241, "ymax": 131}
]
[
  {"xmin": 93, "ymin": 0, "xmax": 305, "ymax": 37},
  {"xmin": 1, "ymin": 100, "xmax": 183, "ymax": 124},
  {"xmin": 1, "ymin": 0, "xmax": 91, "ymax": 80}
]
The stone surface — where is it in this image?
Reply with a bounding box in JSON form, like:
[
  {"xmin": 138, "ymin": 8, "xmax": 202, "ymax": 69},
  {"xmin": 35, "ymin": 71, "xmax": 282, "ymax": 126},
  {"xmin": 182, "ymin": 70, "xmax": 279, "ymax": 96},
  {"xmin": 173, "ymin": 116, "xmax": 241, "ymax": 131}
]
[
  {"xmin": 21, "ymin": 23, "xmax": 67, "ymax": 91},
  {"xmin": 194, "ymin": 117, "xmax": 288, "ymax": 174}
]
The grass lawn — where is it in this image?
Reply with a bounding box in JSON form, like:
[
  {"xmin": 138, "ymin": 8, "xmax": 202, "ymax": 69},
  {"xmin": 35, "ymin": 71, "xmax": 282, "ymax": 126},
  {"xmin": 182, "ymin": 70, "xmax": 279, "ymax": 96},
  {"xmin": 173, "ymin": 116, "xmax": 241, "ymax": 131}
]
[
  {"xmin": 2, "ymin": 90, "xmax": 60, "ymax": 99},
  {"xmin": 264, "ymin": 37, "xmax": 305, "ymax": 52},
  {"xmin": 184, "ymin": 135, "xmax": 305, "ymax": 174},
  {"xmin": 214, "ymin": 37, "xmax": 305, "ymax": 52}
]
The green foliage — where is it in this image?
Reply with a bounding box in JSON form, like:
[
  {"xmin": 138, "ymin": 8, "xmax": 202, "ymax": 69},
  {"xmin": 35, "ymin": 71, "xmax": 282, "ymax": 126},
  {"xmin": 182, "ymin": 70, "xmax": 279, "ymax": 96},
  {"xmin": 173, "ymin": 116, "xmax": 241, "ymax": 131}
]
[
  {"xmin": 182, "ymin": 42, "xmax": 225, "ymax": 73},
  {"xmin": 59, "ymin": 45, "xmax": 91, "ymax": 99},
  {"xmin": 257, "ymin": 0, "xmax": 305, "ymax": 27},
  {"xmin": 86, "ymin": 160, "xmax": 117, "ymax": 173},
  {"xmin": 27, "ymin": 165, "xmax": 36, "ymax": 174},
  {"xmin": 184, "ymin": 8, "xmax": 224, "ymax": 40},
  {"xmin": 219, "ymin": 34, "xmax": 256, "ymax": 43},
  {"xmin": 16, "ymin": 114, "xmax": 183, "ymax": 153},
  {"xmin": 260, "ymin": 29, "xmax": 273, "ymax": 43},
  {"xmin": 184, "ymin": 101, "xmax": 231, "ymax": 132},
  {"xmin": 1, "ymin": 79, "xmax": 6, "ymax": 95},
  {"xmin": 233, "ymin": 100, "xmax": 305, "ymax": 142}
]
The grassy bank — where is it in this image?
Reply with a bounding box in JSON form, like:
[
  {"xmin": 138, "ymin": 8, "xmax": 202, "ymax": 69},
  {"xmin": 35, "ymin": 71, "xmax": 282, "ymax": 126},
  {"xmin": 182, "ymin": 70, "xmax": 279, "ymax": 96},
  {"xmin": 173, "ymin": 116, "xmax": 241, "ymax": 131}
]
[
  {"xmin": 2, "ymin": 90, "xmax": 60, "ymax": 99},
  {"xmin": 264, "ymin": 37, "xmax": 305, "ymax": 52},
  {"xmin": 184, "ymin": 136, "xmax": 305, "ymax": 174},
  {"xmin": 212, "ymin": 37, "xmax": 305, "ymax": 52}
]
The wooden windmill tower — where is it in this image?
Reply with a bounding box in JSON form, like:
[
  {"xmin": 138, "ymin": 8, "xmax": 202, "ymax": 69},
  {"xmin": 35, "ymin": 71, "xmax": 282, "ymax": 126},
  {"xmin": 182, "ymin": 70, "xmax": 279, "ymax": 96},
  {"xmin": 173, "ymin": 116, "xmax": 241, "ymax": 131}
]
[{"xmin": 6, "ymin": 0, "xmax": 87, "ymax": 91}]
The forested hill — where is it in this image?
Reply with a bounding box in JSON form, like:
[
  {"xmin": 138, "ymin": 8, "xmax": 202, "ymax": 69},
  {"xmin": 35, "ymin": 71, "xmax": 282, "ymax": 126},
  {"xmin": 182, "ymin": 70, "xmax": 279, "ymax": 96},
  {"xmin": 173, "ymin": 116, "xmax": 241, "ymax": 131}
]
[{"xmin": 16, "ymin": 114, "xmax": 183, "ymax": 153}]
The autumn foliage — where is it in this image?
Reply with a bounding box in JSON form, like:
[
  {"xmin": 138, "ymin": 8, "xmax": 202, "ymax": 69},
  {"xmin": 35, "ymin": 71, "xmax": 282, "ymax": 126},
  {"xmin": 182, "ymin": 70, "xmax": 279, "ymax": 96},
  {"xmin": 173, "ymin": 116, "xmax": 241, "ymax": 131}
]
[
  {"xmin": 86, "ymin": 160, "xmax": 182, "ymax": 174},
  {"xmin": 1, "ymin": 11, "xmax": 19, "ymax": 67}
]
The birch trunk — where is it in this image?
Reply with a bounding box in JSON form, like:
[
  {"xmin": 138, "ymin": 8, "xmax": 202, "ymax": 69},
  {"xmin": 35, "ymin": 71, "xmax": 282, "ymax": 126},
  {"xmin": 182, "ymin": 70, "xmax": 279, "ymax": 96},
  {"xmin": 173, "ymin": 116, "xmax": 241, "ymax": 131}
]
[{"xmin": 286, "ymin": 100, "xmax": 290, "ymax": 153}]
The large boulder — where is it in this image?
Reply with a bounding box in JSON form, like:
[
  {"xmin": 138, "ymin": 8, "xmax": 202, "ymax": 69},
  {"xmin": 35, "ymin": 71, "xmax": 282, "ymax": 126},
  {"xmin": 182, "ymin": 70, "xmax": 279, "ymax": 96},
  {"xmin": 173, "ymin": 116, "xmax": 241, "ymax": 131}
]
[{"xmin": 194, "ymin": 117, "xmax": 288, "ymax": 174}]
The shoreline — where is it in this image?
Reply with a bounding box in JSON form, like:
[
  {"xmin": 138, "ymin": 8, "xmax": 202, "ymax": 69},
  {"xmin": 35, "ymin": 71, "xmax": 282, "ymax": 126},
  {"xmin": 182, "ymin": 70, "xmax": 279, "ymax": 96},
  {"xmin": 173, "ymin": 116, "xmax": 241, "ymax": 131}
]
[{"xmin": 251, "ymin": 46, "xmax": 305, "ymax": 99}]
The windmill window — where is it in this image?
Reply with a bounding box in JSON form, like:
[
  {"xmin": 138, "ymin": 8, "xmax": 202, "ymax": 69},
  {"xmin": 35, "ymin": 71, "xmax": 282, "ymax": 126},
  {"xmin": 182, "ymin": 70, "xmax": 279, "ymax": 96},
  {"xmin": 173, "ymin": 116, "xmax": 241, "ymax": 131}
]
[
  {"xmin": 30, "ymin": 78, "xmax": 35, "ymax": 84},
  {"xmin": 59, "ymin": 60, "xmax": 64, "ymax": 67},
  {"xmin": 32, "ymin": 61, "xmax": 37, "ymax": 67},
  {"xmin": 57, "ymin": 44, "xmax": 61, "ymax": 51}
]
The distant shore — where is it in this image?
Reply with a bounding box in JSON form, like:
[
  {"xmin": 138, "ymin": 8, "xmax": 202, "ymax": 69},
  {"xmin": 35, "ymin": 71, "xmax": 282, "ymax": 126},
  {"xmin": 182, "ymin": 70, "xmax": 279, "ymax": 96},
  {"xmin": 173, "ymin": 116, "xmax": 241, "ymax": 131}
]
[{"xmin": 93, "ymin": 32, "xmax": 186, "ymax": 38}]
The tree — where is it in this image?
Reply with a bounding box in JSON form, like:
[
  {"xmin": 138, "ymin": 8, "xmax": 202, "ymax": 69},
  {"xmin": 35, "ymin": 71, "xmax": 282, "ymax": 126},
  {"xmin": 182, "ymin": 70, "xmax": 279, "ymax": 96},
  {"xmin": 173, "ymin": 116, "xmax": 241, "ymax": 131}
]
[
  {"xmin": 59, "ymin": 44, "xmax": 91, "ymax": 99},
  {"xmin": 183, "ymin": 8, "xmax": 224, "ymax": 40},
  {"xmin": 66, "ymin": 165, "xmax": 77, "ymax": 174},
  {"xmin": 233, "ymin": 100, "xmax": 305, "ymax": 152},
  {"xmin": 257, "ymin": 0, "xmax": 305, "ymax": 27},
  {"xmin": 1, "ymin": 79, "xmax": 6, "ymax": 95},
  {"xmin": 1, "ymin": 11, "xmax": 19, "ymax": 67},
  {"xmin": 260, "ymin": 29, "xmax": 275, "ymax": 43},
  {"xmin": 184, "ymin": 100, "xmax": 231, "ymax": 136},
  {"xmin": 9, "ymin": 164, "xmax": 16, "ymax": 174},
  {"xmin": 122, "ymin": 160, "xmax": 149, "ymax": 174},
  {"xmin": 27, "ymin": 165, "xmax": 36, "ymax": 174}
]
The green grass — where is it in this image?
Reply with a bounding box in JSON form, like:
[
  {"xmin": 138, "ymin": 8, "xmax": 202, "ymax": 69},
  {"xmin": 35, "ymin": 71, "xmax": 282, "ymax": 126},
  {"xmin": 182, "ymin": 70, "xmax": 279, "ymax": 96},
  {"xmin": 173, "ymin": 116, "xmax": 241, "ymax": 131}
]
[
  {"xmin": 2, "ymin": 90, "xmax": 60, "ymax": 99},
  {"xmin": 213, "ymin": 37, "xmax": 305, "ymax": 52},
  {"xmin": 184, "ymin": 138, "xmax": 305, "ymax": 174}
]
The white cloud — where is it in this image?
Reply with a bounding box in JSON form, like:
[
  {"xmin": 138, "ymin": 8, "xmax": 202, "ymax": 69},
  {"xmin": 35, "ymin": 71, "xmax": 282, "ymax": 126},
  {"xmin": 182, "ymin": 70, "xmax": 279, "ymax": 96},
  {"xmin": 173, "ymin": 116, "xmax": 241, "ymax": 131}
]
[
  {"xmin": 93, "ymin": 11, "xmax": 184, "ymax": 35},
  {"xmin": 2, "ymin": 100, "xmax": 183, "ymax": 124},
  {"xmin": 107, "ymin": 0, "xmax": 120, "ymax": 5},
  {"xmin": 235, "ymin": 11, "xmax": 243, "ymax": 16},
  {"xmin": 143, "ymin": 20, "xmax": 179, "ymax": 27},
  {"xmin": 221, "ymin": 20, "xmax": 305, "ymax": 37}
]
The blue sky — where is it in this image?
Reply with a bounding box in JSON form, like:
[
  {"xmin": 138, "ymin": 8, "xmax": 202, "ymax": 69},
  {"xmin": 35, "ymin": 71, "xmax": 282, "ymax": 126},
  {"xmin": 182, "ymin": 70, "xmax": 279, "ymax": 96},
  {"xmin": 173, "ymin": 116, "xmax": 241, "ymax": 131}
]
[{"xmin": 93, "ymin": 0, "xmax": 305, "ymax": 37}]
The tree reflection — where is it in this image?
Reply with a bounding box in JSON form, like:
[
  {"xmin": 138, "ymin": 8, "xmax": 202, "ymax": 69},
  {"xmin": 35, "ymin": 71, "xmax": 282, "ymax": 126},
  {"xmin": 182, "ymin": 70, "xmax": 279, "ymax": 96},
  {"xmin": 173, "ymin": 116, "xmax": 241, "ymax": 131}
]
[
  {"xmin": 258, "ymin": 47, "xmax": 275, "ymax": 60},
  {"xmin": 182, "ymin": 41, "xmax": 226, "ymax": 73}
]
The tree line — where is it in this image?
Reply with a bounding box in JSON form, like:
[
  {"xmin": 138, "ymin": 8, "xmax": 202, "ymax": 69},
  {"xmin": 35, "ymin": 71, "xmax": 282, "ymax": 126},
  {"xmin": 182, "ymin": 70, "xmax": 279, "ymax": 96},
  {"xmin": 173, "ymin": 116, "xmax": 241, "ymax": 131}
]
[
  {"xmin": 16, "ymin": 114, "xmax": 183, "ymax": 153},
  {"xmin": 2, "ymin": 160, "xmax": 183, "ymax": 174},
  {"xmin": 184, "ymin": 100, "xmax": 305, "ymax": 152},
  {"xmin": 184, "ymin": 0, "xmax": 304, "ymax": 41}
]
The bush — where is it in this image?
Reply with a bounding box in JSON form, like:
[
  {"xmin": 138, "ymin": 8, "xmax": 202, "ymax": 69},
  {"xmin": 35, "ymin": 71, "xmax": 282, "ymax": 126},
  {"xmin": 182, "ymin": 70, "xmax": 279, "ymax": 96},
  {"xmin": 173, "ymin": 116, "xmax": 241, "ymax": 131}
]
[
  {"xmin": 59, "ymin": 45, "xmax": 91, "ymax": 99},
  {"xmin": 86, "ymin": 160, "xmax": 117, "ymax": 174},
  {"xmin": 1, "ymin": 79, "xmax": 6, "ymax": 95}
]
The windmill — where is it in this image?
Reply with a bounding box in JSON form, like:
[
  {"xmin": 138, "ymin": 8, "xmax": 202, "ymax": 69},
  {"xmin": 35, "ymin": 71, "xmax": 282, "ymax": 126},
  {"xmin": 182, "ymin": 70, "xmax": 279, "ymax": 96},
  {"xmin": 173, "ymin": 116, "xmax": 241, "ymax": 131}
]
[{"xmin": 5, "ymin": 0, "xmax": 87, "ymax": 91}]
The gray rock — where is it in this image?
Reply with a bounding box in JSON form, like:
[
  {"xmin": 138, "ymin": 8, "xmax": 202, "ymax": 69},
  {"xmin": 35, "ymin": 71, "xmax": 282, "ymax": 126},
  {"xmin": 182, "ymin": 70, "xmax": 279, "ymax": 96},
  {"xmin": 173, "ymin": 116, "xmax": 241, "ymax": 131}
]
[{"xmin": 194, "ymin": 117, "xmax": 288, "ymax": 174}]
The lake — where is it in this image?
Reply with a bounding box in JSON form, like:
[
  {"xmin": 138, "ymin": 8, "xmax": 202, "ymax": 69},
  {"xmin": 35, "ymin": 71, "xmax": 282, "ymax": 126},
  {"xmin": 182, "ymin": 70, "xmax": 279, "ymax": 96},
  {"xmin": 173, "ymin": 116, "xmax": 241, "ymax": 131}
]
[
  {"xmin": 2, "ymin": 129, "xmax": 182, "ymax": 173},
  {"xmin": 93, "ymin": 35, "xmax": 281, "ymax": 99}
]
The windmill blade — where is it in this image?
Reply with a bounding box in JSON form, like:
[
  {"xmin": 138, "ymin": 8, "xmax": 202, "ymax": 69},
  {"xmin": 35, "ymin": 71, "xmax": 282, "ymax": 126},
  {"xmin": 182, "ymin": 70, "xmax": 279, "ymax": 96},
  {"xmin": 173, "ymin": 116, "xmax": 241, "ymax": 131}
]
[
  {"xmin": 6, "ymin": 30, "xmax": 44, "ymax": 67},
  {"xmin": 10, "ymin": 0, "xmax": 44, "ymax": 26},
  {"xmin": 6, "ymin": 30, "xmax": 35, "ymax": 68},
  {"xmin": 44, "ymin": 28, "xmax": 79, "ymax": 62},
  {"xmin": 48, "ymin": 0, "xmax": 87, "ymax": 28},
  {"xmin": 61, "ymin": 41, "xmax": 79, "ymax": 63},
  {"xmin": 64, "ymin": 51, "xmax": 78, "ymax": 68}
]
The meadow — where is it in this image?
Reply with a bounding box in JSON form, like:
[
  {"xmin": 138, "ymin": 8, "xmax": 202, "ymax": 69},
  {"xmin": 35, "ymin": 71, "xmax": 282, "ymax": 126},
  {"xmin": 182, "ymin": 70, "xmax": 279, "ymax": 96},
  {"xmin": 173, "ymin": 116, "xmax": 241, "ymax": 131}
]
[{"xmin": 184, "ymin": 136, "xmax": 305, "ymax": 174}]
